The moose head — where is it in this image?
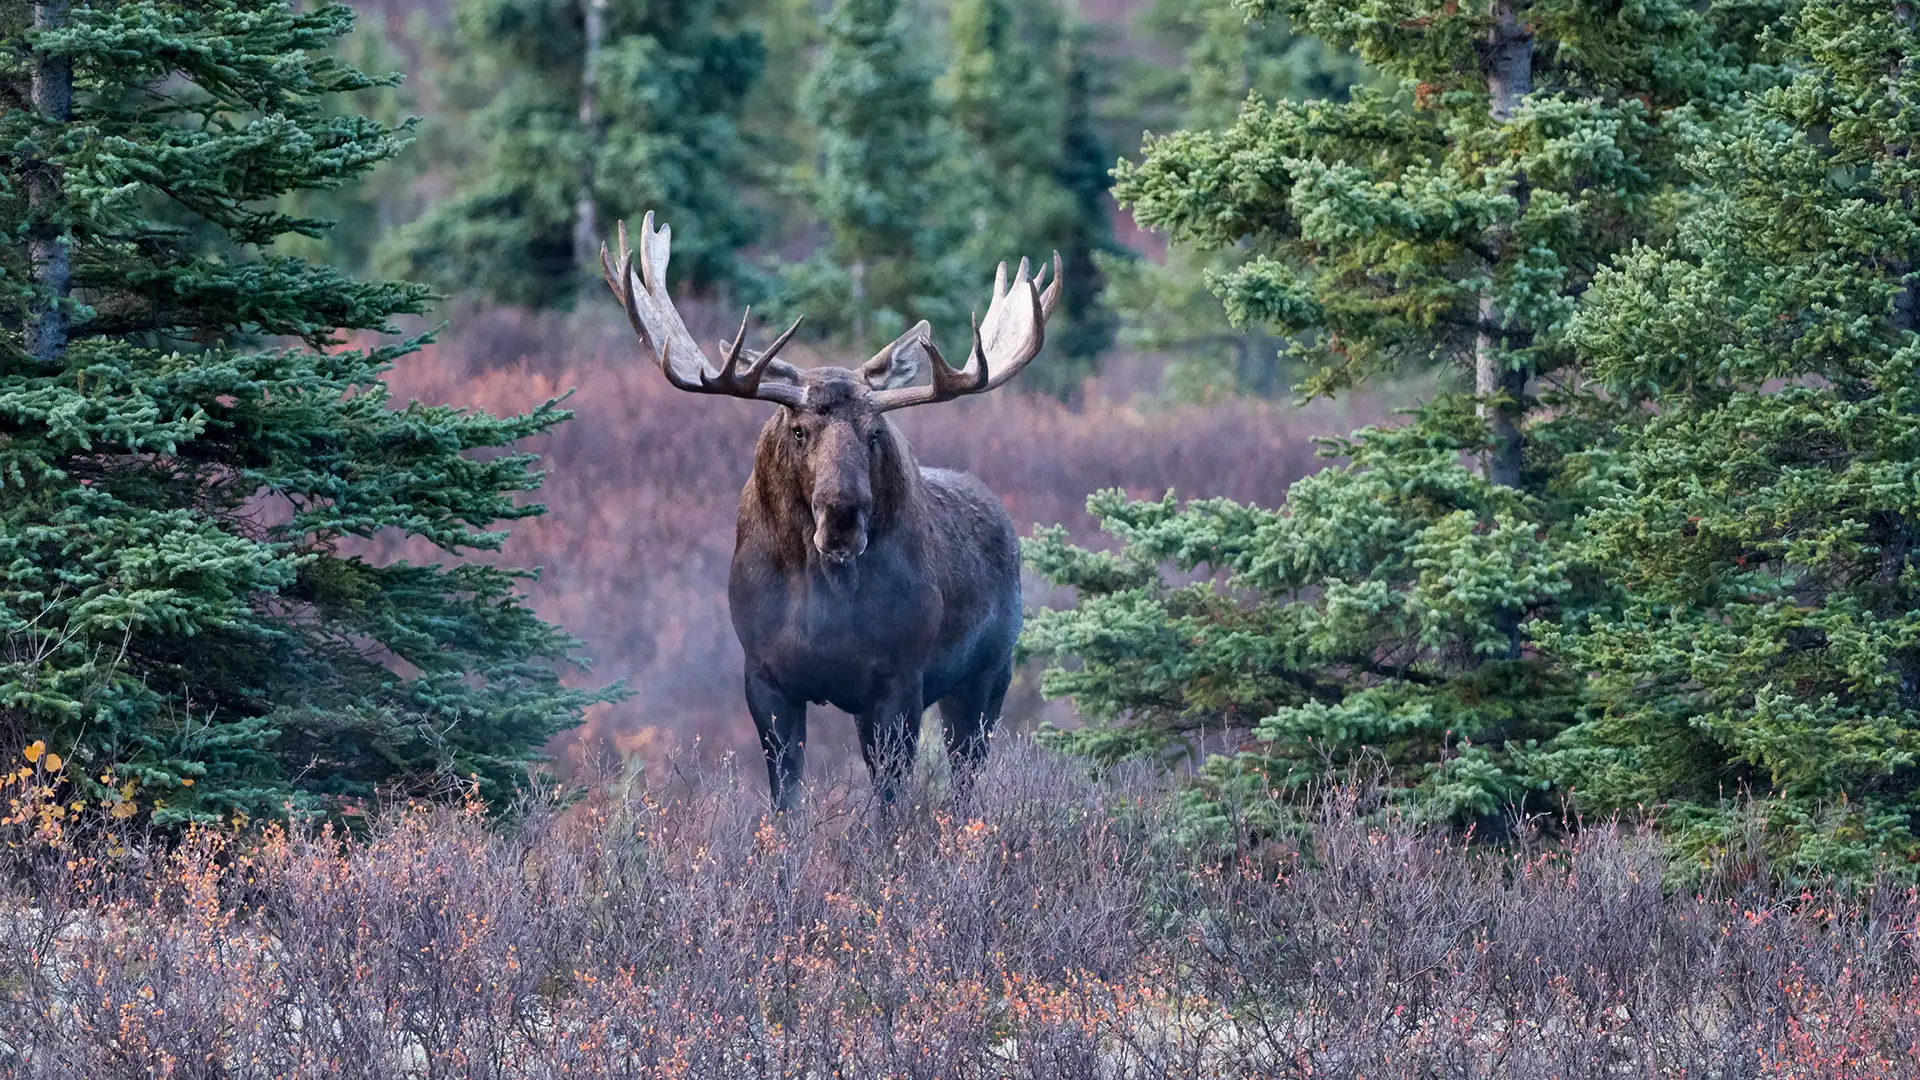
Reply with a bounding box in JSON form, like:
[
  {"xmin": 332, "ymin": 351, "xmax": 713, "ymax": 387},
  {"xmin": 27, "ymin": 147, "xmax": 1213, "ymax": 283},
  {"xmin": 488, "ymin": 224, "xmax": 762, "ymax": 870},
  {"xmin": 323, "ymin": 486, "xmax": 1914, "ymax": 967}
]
[{"xmin": 601, "ymin": 213, "xmax": 1062, "ymax": 570}]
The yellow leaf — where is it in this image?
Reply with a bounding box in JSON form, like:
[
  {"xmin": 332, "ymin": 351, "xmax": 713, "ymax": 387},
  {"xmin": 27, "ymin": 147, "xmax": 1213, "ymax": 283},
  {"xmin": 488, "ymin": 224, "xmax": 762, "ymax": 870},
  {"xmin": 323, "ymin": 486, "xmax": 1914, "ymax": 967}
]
[
  {"xmin": 43, "ymin": 753, "xmax": 61, "ymax": 772},
  {"xmin": 23, "ymin": 741, "xmax": 44, "ymax": 764},
  {"xmin": 111, "ymin": 800, "xmax": 137, "ymax": 820},
  {"xmin": 180, "ymin": 778, "xmax": 194, "ymax": 787}
]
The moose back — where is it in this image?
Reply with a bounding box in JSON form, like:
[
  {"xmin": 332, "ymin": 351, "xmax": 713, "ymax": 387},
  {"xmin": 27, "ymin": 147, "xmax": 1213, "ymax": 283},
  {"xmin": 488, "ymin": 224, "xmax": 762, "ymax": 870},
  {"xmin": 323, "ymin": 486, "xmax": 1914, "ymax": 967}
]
[{"xmin": 602, "ymin": 214, "xmax": 1061, "ymax": 809}]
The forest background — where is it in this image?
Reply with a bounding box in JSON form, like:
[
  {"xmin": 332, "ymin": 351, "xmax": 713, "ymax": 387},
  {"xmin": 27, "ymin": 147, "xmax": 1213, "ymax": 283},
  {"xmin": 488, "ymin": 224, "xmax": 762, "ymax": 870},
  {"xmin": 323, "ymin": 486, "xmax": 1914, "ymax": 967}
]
[
  {"xmin": 311, "ymin": 0, "xmax": 1383, "ymax": 780},
  {"xmin": 10, "ymin": 0, "xmax": 1920, "ymax": 884}
]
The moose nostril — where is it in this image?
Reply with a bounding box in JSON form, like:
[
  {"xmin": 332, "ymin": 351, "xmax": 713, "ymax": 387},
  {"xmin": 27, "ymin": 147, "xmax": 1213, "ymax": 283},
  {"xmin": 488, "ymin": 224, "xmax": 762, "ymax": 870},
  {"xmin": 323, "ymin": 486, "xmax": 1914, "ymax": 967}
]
[{"xmin": 812, "ymin": 504, "xmax": 868, "ymax": 559}]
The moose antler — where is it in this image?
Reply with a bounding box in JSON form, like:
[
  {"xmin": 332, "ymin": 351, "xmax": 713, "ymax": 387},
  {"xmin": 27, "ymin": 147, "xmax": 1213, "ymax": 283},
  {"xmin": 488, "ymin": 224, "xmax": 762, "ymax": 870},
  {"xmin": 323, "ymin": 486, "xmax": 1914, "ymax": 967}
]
[
  {"xmin": 869, "ymin": 252, "xmax": 1064, "ymax": 412},
  {"xmin": 602, "ymin": 213, "xmax": 805, "ymax": 407}
]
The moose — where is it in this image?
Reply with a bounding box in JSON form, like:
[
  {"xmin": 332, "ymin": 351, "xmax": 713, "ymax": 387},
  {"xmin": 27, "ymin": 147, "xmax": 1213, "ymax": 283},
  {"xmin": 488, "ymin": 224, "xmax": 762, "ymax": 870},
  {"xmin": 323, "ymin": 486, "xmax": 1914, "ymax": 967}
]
[{"xmin": 602, "ymin": 214, "xmax": 1060, "ymax": 810}]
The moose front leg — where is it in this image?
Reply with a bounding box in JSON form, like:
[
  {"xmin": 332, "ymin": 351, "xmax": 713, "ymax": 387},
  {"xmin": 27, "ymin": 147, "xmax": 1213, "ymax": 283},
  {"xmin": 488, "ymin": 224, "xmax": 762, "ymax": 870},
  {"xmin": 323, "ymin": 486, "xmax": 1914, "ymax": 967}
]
[
  {"xmin": 746, "ymin": 671, "xmax": 808, "ymax": 812},
  {"xmin": 856, "ymin": 677, "xmax": 924, "ymax": 807}
]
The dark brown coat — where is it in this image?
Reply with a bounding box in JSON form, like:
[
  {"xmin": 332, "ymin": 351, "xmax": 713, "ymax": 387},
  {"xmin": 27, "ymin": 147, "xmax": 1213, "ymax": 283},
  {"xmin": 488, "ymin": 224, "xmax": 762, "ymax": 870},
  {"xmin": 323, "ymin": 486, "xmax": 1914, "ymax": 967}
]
[
  {"xmin": 600, "ymin": 214, "xmax": 1059, "ymax": 808},
  {"xmin": 729, "ymin": 369, "xmax": 1023, "ymax": 807}
]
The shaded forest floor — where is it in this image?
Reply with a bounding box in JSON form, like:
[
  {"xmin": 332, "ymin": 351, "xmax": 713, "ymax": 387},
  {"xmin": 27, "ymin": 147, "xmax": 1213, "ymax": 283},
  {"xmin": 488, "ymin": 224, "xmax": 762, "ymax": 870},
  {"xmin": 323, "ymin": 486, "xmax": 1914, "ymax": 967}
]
[{"xmin": 4, "ymin": 740, "xmax": 1917, "ymax": 1078}]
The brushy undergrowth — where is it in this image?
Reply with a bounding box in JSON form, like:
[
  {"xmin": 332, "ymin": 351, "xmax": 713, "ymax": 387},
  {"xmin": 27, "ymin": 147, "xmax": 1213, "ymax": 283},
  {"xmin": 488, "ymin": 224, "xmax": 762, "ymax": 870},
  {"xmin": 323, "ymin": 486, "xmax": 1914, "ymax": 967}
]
[
  {"xmin": 370, "ymin": 305, "xmax": 1390, "ymax": 774},
  {"xmin": 2, "ymin": 740, "xmax": 1917, "ymax": 1079}
]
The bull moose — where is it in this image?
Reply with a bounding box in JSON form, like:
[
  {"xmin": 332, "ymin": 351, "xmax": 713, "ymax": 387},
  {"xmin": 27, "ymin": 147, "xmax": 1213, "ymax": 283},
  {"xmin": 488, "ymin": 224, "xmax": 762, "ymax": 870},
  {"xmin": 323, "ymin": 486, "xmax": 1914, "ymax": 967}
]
[{"xmin": 601, "ymin": 214, "xmax": 1060, "ymax": 810}]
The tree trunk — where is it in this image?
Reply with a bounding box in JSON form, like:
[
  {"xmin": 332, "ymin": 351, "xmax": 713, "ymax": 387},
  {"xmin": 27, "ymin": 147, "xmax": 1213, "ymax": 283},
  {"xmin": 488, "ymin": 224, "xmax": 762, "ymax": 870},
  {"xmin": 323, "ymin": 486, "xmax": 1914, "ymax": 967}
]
[
  {"xmin": 1477, "ymin": 1, "xmax": 1533, "ymax": 659},
  {"xmin": 850, "ymin": 258, "xmax": 866, "ymax": 344},
  {"xmin": 1476, "ymin": 298, "xmax": 1527, "ymax": 490},
  {"xmin": 571, "ymin": 0, "xmax": 608, "ymax": 276},
  {"xmin": 1476, "ymin": 0, "xmax": 1532, "ymax": 492},
  {"xmin": 1884, "ymin": 1, "xmax": 1919, "ymax": 707},
  {"xmin": 27, "ymin": 1, "xmax": 74, "ymax": 365}
]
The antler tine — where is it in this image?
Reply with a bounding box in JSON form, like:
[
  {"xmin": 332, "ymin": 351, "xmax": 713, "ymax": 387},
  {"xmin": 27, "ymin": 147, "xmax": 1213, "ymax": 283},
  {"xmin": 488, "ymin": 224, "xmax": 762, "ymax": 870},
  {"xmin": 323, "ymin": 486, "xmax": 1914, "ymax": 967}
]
[
  {"xmin": 717, "ymin": 307, "xmax": 753, "ymax": 371},
  {"xmin": 711, "ymin": 311, "xmax": 806, "ymax": 392},
  {"xmin": 757, "ymin": 316, "xmax": 807, "ymax": 369},
  {"xmin": 601, "ymin": 215, "xmax": 805, "ymax": 407},
  {"xmin": 871, "ymin": 252, "xmax": 1061, "ymax": 412},
  {"xmin": 1037, "ymin": 250, "xmax": 1064, "ymax": 318},
  {"xmin": 919, "ymin": 320, "xmax": 987, "ymax": 401}
]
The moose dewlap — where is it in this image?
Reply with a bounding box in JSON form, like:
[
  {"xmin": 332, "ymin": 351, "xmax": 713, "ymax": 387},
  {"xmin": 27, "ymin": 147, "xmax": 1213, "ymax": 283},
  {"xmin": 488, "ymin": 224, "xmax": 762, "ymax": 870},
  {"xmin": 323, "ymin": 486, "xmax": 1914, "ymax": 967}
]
[{"xmin": 602, "ymin": 214, "xmax": 1062, "ymax": 809}]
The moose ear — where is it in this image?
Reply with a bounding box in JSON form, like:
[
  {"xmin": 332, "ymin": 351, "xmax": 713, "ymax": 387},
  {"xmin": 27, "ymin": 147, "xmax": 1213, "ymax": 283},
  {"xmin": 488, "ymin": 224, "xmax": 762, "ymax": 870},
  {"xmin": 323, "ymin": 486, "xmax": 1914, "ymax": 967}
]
[
  {"xmin": 860, "ymin": 321, "xmax": 932, "ymax": 391},
  {"xmin": 735, "ymin": 348, "xmax": 803, "ymax": 385}
]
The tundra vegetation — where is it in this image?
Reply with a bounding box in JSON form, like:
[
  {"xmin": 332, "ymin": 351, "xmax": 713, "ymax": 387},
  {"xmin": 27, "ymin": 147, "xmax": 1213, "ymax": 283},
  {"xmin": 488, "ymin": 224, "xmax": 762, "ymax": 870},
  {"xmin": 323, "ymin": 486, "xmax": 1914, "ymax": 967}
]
[
  {"xmin": 3, "ymin": 742, "xmax": 1919, "ymax": 1077},
  {"xmin": 6, "ymin": 0, "xmax": 1920, "ymax": 1073}
]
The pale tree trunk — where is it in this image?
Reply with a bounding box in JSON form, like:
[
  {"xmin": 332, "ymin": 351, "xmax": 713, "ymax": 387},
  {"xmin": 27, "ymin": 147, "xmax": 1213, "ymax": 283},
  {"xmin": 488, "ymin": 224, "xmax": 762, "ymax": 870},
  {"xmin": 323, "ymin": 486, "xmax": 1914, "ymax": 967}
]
[
  {"xmin": 571, "ymin": 0, "xmax": 608, "ymax": 276},
  {"xmin": 27, "ymin": 1, "xmax": 74, "ymax": 364},
  {"xmin": 1477, "ymin": 0, "xmax": 1532, "ymax": 660},
  {"xmin": 850, "ymin": 259, "xmax": 866, "ymax": 344},
  {"xmin": 1477, "ymin": 0, "xmax": 1532, "ymax": 492}
]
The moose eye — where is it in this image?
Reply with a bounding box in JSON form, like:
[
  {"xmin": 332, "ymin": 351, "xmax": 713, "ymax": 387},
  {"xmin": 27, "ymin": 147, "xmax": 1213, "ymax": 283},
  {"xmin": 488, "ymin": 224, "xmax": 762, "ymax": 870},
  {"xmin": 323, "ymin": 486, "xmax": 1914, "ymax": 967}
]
[
  {"xmin": 868, "ymin": 429, "xmax": 882, "ymax": 448},
  {"xmin": 791, "ymin": 426, "xmax": 806, "ymax": 443}
]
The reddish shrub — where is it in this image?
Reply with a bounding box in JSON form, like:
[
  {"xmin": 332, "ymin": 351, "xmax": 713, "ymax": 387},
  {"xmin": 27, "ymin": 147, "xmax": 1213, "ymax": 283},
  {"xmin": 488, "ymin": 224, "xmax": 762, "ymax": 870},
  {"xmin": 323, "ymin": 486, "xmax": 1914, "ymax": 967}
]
[
  {"xmin": 3, "ymin": 743, "xmax": 1916, "ymax": 1078},
  {"xmin": 372, "ymin": 306, "xmax": 1396, "ymax": 778}
]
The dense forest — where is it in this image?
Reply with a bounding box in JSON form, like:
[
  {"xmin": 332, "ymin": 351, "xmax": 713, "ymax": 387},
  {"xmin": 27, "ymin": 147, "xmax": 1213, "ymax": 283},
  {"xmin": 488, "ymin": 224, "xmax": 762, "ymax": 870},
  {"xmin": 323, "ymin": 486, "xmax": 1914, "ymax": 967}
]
[
  {"xmin": 1, "ymin": 0, "xmax": 1384, "ymax": 814},
  {"xmin": 8, "ymin": 0, "xmax": 1920, "ymax": 1074},
  {"xmin": 8, "ymin": 0, "xmax": 1920, "ymax": 876}
]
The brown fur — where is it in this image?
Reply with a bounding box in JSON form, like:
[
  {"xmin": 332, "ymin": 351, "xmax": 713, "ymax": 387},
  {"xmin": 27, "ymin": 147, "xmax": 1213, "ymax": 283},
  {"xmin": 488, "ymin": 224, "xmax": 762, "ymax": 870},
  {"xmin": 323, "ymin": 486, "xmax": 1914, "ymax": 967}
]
[{"xmin": 727, "ymin": 367, "xmax": 1021, "ymax": 809}]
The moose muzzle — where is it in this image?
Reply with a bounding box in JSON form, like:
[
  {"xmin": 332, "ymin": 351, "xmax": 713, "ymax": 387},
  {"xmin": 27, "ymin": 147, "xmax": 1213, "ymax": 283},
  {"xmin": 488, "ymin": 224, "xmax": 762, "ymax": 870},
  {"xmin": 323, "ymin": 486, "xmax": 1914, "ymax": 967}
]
[{"xmin": 811, "ymin": 490, "xmax": 870, "ymax": 565}]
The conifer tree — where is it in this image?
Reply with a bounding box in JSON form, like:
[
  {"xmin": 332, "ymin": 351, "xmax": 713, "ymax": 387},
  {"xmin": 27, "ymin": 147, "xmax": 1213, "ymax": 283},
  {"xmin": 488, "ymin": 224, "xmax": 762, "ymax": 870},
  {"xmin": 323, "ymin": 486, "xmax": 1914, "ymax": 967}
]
[
  {"xmin": 778, "ymin": 0, "xmax": 974, "ymax": 348},
  {"xmin": 1026, "ymin": 0, "xmax": 1773, "ymax": 827},
  {"xmin": 380, "ymin": 0, "xmax": 766, "ymax": 309},
  {"xmin": 278, "ymin": 22, "xmax": 422, "ymax": 278},
  {"xmin": 1543, "ymin": 0, "xmax": 1920, "ymax": 876},
  {"xmin": 1100, "ymin": 0, "xmax": 1365, "ymax": 400},
  {"xmin": 1, "ymin": 1, "xmax": 601, "ymax": 821},
  {"xmin": 942, "ymin": 0, "xmax": 1118, "ymax": 395}
]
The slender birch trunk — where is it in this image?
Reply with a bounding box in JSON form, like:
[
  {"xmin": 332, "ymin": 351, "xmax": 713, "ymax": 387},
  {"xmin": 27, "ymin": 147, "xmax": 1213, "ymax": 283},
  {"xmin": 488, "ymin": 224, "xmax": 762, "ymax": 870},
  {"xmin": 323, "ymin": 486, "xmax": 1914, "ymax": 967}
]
[{"xmin": 1475, "ymin": 1, "xmax": 1533, "ymax": 659}]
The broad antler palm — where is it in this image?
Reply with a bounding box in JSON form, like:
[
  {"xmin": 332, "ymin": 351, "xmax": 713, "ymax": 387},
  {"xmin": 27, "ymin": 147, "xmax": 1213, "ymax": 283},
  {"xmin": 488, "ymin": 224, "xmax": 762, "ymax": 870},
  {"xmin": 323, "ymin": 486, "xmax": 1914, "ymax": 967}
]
[
  {"xmin": 868, "ymin": 254, "xmax": 1064, "ymax": 412},
  {"xmin": 601, "ymin": 213, "xmax": 806, "ymax": 408},
  {"xmin": 604, "ymin": 212, "xmax": 1062, "ymax": 409}
]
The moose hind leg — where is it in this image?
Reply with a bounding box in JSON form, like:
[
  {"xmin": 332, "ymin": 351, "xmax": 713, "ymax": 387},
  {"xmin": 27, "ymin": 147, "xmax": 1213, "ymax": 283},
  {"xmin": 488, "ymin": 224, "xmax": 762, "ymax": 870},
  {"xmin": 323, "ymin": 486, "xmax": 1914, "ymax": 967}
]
[
  {"xmin": 746, "ymin": 671, "xmax": 808, "ymax": 812},
  {"xmin": 940, "ymin": 663, "xmax": 1011, "ymax": 800}
]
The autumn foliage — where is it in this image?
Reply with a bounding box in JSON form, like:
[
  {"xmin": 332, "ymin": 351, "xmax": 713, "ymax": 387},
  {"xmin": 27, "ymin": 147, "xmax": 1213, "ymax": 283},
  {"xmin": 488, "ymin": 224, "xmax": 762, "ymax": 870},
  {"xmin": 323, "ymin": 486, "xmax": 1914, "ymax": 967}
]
[
  {"xmin": 373, "ymin": 306, "xmax": 1386, "ymax": 775},
  {"xmin": 3, "ymin": 739, "xmax": 1917, "ymax": 1078}
]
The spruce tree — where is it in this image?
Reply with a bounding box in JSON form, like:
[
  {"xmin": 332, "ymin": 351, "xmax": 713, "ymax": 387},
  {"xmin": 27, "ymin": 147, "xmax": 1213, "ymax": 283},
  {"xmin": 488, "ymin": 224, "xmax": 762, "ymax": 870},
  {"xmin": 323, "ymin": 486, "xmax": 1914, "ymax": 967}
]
[
  {"xmin": 1543, "ymin": 0, "xmax": 1920, "ymax": 876},
  {"xmin": 1100, "ymin": 0, "xmax": 1365, "ymax": 400},
  {"xmin": 778, "ymin": 0, "xmax": 974, "ymax": 348},
  {"xmin": 1026, "ymin": 0, "xmax": 1773, "ymax": 827},
  {"xmin": 379, "ymin": 0, "xmax": 766, "ymax": 309},
  {"xmin": 278, "ymin": 21, "xmax": 422, "ymax": 278},
  {"xmin": 1, "ymin": 1, "xmax": 601, "ymax": 822},
  {"xmin": 943, "ymin": 0, "xmax": 1118, "ymax": 395}
]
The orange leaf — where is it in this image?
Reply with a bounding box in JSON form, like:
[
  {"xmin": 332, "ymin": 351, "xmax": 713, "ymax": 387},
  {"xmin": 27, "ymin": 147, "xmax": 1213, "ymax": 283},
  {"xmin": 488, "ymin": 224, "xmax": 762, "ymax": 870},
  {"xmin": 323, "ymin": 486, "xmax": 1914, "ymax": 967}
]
[{"xmin": 23, "ymin": 741, "xmax": 44, "ymax": 764}]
